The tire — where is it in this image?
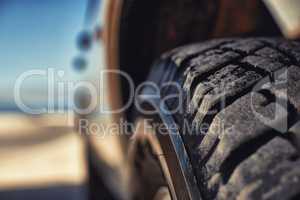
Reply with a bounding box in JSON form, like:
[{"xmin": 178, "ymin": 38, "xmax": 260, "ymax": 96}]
[
  {"xmin": 129, "ymin": 38, "xmax": 300, "ymax": 200},
  {"xmin": 118, "ymin": 0, "xmax": 279, "ymax": 121}
]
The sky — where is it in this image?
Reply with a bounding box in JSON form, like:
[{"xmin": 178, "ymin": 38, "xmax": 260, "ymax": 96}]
[{"xmin": 0, "ymin": 0, "xmax": 103, "ymax": 111}]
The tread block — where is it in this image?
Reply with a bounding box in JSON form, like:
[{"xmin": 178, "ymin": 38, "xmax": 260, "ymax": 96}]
[
  {"xmin": 187, "ymin": 65, "xmax": 239, "ymax": 116},
  {"xmin": 270, "ymin": 65, "xmax": 300, "ymax": 113},
  {"xmin": 238, "ymin": 161, "xmax": 300, "ymax": 200},
  {"xmin": 192, "ymin": 69, "xmax": 262, "ymax": 133},
  {"xmin": 241, "ymin": 56, "xmax": 284, "ymax": 74},
  {"xmin": 203, "ymin": 92, "xmax": 280, "ymax": 178},
  {"xmin": 183, "ymin": 51, "xmax": 240, "ymax": 93},
  {"xmin": 217, "ymin": 137, "xmax": 297, "ymax": 200},
  {"xmin": 221, "ymin": 39, "xmax": 264, "ymax": 54},
  {"xmin": 163, "ymin": 39, "xmax": 232, "ymax": 66},
  {"xmin": 278, "ymin": 41, "xmax": 300, "ymax": 63},
  {"xmin": 254, "ymin": 47, "xmax": 290, "ymax": 63}
]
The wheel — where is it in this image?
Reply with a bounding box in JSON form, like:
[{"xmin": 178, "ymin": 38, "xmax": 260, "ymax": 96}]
[
  {"xmin": 129, "ymin": 38, "xmax": 300, "ymax": 200},
  {"xmin": 117, "ymin": 0, "xmax": 279, "ymax": 120}
]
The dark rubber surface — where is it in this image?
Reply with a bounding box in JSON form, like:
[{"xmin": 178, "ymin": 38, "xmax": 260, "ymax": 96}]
[{"xmin": 145, "ymin": 38, "xmax": 300, "ymax": 200}]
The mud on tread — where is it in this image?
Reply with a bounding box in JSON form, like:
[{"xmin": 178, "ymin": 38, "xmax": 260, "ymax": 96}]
[{"xmin": 149, "ymin": 38, "xmax": 300, "ymax": 199}]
